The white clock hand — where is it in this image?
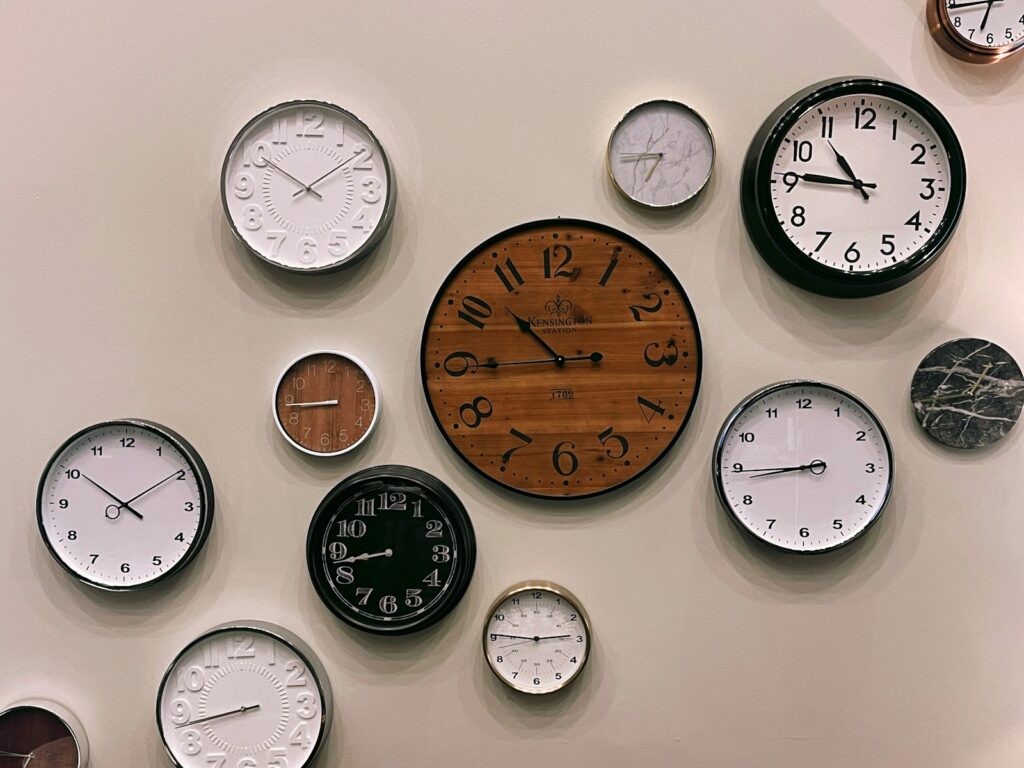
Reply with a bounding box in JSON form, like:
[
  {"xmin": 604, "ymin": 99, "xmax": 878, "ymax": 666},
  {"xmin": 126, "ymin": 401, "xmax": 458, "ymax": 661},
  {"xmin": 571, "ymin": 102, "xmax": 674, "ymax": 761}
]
[
  {"xmin": 336, "ymin": 548, "xmax": 394, "ymax": 564},
  {"xmin": 287, "ymin": 399, "xmax": 340, "ymax": 408}
]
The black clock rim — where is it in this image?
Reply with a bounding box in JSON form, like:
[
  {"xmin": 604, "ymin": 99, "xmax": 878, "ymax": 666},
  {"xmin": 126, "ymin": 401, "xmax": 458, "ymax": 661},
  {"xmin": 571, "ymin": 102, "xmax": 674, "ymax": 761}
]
[
  {"xmin": 305, "ymin": 465, "xmax": 477, "ymax": 635},
  {"xmin": 220, "ymin": 98, "xmax": 396, "ymax": 275},
  {"xmin": 419, "ymin": 217, "xmax": 704, "ymax": 501},
  {"xmin": 740, "ymin": 77, "xmax": 967, "ymax": 298},
  {"xmin": 155, "ymin": 621, "xmax": 332, "ymax": 768},
  {"xmin": 711, "ymin": 380, "xmax": 895, "ymax": 555},
  {"xmin": 35, "ymin": 418, "xmax": 216, "ymax": 592}
]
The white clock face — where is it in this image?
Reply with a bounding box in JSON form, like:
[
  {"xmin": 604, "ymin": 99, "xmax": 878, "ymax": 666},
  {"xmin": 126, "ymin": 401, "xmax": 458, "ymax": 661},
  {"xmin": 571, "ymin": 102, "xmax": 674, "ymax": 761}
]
[
  {"xmin": 483, "ymin": 585, "xmax": 590, "ymax": 694},
  {"xmin": 222, "ymin": 100, "xmax": 393, "ymax": 272},
  {"xmin": 945, "ymin": 0, "xmax": 1024, "ymax": 49},
  {"xmin": 769, "ymin": 94, "xmax": 952, "ymax": 274},
  {"xmin": 158, "ymin": 625, "xmax": 329, "ymax": 768},
  {"xmin": 37, "ymin": 421, "xmax": 211, "ymax": 589},
  {"xmin": 608, "ymin": 100, "xmax": 714, "ymax": 207},
  {"xmin": 715, "ymin": 383, "xmax": 893, "ymax": 553}
]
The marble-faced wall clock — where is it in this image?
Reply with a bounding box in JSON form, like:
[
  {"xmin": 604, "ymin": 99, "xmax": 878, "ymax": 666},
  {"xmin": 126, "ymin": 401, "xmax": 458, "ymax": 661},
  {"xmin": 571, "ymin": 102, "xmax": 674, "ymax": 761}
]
[
  {"xmin": 273, "ymin": 350, "xmax": 380, "ymax": 456},
  {"xmin": 36, "ymin": 420, "xmax": 214, "ymax": 590},
  {"xmin": 606, "ymin": 100, "xmax": 715, "ymax": 208},
  {"xmin": 222, "ymin": 100, "xmax": 395, "ymax": 273},
  {"xmin": 928, "ymin": 0, "xmax": 1024, "ymax": 63},
  {"xmin": 911, "ymin": 338, "xmax": 1024, "ymax": 449},
  {"xmin": 741, "ymin": 77, "xmax": 966, "ymax": 297},
  {"xmin": 713, "ymin": 381, "xmax": 894, "ymax": 554},
  {"xmin": 306, "ymin": 465, "xmax": 476, "ymax": 634},
  {"xmin": 156, "ymin": 621, "xmax": 332, "ymax": 768},
  {"xmin": 420, "ymin": 218, "xmax": 702, "ymax": 500},
  {"xmin": 483, "ymin": 581, "xmax": 592, "ymax": 695},
  {"xmin": 0, "ymin": 700, "xmax": 89, "ymax": 767}
]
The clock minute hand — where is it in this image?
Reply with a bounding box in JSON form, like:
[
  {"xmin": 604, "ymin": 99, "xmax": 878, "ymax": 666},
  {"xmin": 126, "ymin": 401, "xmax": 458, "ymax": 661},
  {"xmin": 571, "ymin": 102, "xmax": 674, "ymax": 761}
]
[
  {"xmin": 481, "ymin": 352, "xmax": 602, "ymax": 369},
  {"xmin": 790, "ymin": 172, "xmax": 877, "ymax": 189},
  {"xmin": 175, "ymin": 704, "xmax": 261, "ymax": 729},
  {"xmin": 294, "ymin": 148, "xmax": 366, "ymax": 197},
  {"xmin": 826, "ymin": 140, "xmax": 870, "ymax": 200},
  {"xmin": 80, "ymin": 473, "xmax": 144, "ymax": 520},
  {"xmin": 980, "ymin": 0, "xmax": 997, "ymax": 29},
  {"xmin": 264, "ymin": 158, "xmax": 322, "ymax": 199},
  {"xmin": 947, "ymin": 0, "xmax": 1000, "ymax": 7},
  {"xmin": 124, "ymin": 469, "xmax": 184, "ymax": 506},
  {"xmin": 748, "ymin": 460, "xmax": 827, "ymax": 478}
]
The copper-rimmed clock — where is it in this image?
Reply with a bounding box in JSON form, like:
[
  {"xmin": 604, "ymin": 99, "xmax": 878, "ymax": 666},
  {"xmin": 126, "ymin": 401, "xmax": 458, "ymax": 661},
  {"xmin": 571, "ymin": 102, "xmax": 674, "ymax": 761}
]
[{"xmin": 420, "ymin": 218, "xmax": 702, "ymax": 499}]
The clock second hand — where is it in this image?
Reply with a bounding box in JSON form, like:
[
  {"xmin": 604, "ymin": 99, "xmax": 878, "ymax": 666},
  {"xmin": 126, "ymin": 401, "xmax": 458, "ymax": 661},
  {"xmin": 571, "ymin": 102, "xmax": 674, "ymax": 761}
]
[{"xmin": 481, "ymin": 353, "xmax": 602, "ymax": 369}]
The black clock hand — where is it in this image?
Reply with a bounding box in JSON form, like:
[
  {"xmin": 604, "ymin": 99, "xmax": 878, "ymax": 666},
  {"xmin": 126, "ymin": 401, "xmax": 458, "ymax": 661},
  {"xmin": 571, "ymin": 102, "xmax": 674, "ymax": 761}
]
[
  {"xmin": 505, "ymin": 307, "xmax": 565, "ymax": 364},
  {"xmin": 175, "ymin": 704, "xmax": 261, "ymax": 729},
  {"xmin": 779, "ymin": 172, "xmax": 877, "ymax": 190},
  {"xmin": 293, "ymin": 148, "xmax": 366, "ymax": 198},
  {"xmin": 124, "ymin": 469, "xmax": 183, "ymax": 506},
  {"xmin": 491, "ymin": 633, "xmax": 572, "ymax": 641},
  {"xmin": 80, "ymin": 473, "xmax": 144, "ymax": 520},
  {"xmin": 747, "ymin": 460, "xmax": 827, "ymax": 478},
  {"xmin": 481, "ymin": 353, "xmax": 602, "ymax": 369},
  {"xmin": 947, "ymin": 0, "xmax": 1000, "ymax": 7},
  {"xmin": 826, "ymin": 140, "xmax": 870, "ymax": 200},
  {"xmin": 980, "ymin": 0, "xmax": 996, "ymax": 29},
  {"xmin": 264, "ymin": 158, "xmax": 322, "ymax": 199}
]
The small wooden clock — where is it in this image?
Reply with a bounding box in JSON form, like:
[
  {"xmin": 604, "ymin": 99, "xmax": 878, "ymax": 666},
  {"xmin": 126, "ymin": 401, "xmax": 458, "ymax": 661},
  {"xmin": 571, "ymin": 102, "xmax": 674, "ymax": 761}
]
[
  {"xmin": 420, "ymin": 218, "xmax": 702, "ymax": 500},
  {"xmin": 0, "ymin": 700, "xmax": 90, "ymax": 767}
]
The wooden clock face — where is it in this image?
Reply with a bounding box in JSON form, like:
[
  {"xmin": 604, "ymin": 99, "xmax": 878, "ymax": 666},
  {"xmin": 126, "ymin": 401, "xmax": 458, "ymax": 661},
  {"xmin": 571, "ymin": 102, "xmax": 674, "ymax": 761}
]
[{"xmin": 421, "ymin": 219, "xmax": 701, "ymax": 499}]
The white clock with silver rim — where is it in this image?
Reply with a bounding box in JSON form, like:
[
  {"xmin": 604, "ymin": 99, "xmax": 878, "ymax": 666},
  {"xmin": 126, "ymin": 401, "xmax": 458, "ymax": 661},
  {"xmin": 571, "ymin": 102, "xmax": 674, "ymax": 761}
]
[
  {"xmin": 222, "ymin": 100, "xmax": 395, "ymax": 273},
  {"xmin": 157, "ymin": 621, "xmax": 332, "ymax": 768},
  {"xmin": 36, "ymin": 419, "xmax": 214, "ymax": 590},
  {"xmin": 713, "ymin": 381, "xmax": 894, "ymax": 554}
]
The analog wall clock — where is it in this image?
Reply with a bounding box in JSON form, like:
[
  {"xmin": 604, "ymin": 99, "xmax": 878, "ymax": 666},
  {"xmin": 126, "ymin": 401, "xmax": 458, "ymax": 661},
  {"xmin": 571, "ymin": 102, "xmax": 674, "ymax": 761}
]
[
  {"xmin": 37, "ymin": 420, "xmax": 214, "ymax": 590},
  {"xmin": 0, "ymin": 700, "xmax": 89, "ymax": 767},
  {"xmin": 929, "ymin": 0, "xmax": 1024, "ymax": 63},
  {"xmin": 483, "ymin": 581, "xmax": 592, "ymax": 695},
  {"xmin": 713, "ymin": 381, "xmax": 894, "ymax": 554},
  {"xmin": 222, "ymin": 100, "xmax": 395, "ymax": 273},
  {"xmin": 306, "ymin": 465, "xmax": 476, "ymax": 635},
  {"xmin": 741, "ymin": 77, "xmax": 966, "ymax": 297},
  {"xmin": 607, "ymin": 100, "xmax": 715, "ymax": 208},
  {"xmin": 421, "ymin": 218, "xmax": 702, "ymax": 500},
  {"xmin": 273, "ymin": 350, "xmax": 380, "ymax": 457},
  {"xmin": 911, "ymin": 337, "xmax": 1024, "ymax": 448},
  {"xmin": 156, "ymin": 621, "xmax": 332, "ymax": 768}
]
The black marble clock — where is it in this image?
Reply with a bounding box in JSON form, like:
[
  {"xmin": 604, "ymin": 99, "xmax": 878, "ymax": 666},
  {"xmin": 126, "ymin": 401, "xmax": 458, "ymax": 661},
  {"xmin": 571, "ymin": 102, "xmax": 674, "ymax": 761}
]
[{"xmin": 911, "ymin": 338, "xmax": 1024, "ymax": 449}]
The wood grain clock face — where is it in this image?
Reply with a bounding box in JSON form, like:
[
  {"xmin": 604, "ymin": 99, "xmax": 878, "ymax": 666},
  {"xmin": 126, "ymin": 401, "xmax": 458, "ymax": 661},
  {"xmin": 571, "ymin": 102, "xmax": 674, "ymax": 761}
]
[{"xmin": 421, "ymin": 219, "xmax": 702, "ymax": 499}]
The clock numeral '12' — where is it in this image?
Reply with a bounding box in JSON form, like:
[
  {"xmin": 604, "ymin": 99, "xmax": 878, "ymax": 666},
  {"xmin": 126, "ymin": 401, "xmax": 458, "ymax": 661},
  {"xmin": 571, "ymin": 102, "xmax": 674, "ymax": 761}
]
[{"xmin": 543, "ymin": 245, "xmax": 575, "ymax": 278}]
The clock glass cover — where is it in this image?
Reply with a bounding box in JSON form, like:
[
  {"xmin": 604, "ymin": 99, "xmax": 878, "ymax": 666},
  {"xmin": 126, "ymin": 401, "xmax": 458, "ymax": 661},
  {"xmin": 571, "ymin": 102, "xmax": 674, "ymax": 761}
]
[
  {"xmin": 222, "ymin": 100, "xmax": 395, "ymax": 273},
  {"xmin": 421, "ymin": 218, "xmax": 702, "ymax": 499}
]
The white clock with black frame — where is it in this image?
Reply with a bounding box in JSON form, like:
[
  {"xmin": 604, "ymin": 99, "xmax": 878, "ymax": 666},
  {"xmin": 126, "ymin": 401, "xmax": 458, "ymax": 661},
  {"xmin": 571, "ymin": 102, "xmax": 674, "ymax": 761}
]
[
  {"xmin": 221, "ymin": 99, "xmax": 395, "ymax": 274},
  {"xmin": 741, "ymin": 77, "xmax": 966, "ymax": 297}
]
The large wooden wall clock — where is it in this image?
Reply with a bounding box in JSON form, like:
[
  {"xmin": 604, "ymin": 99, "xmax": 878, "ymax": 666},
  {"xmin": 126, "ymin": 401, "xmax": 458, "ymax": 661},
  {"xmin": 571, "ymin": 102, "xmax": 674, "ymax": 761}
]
[{"xmin": 421, "ymin": 218, "xmax": 702, "ymax": 499}]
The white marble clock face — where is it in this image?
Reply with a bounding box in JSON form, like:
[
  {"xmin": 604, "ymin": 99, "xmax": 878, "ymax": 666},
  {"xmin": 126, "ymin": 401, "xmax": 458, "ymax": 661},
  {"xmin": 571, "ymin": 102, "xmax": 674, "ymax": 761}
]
[
  {"xmin": 715, "ymin": 383, "xmax": 893, "ymax": 553},
  {"xmin": 608, "ymin": 100, "xmax": 714, "ymax": 207},
  {"xmin": 945, "ymin": 0, "xmax": 1024, "ymax": 49},
  {"xmin": 769, "ymin": 94, "xmax": 952, "ymax": 274},
  {"xmin": 159, "ymin": 627, "xmax": 327, "ymax": 768},
  {"xmin": 37, "ymin": 422, "xmax": 209, "ymax": 589},
  {"xmin": 484, "ymin": 586, "xmax": 590, "ymax": 694},
  {"xmin": 222, "ymin": 101, "xmax": 392, "ymax": 272}
]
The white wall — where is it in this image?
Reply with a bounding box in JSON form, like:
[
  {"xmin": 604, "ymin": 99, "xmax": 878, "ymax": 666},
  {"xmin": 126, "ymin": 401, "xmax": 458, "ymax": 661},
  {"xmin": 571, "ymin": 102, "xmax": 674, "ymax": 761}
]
[{"xmin": 2, "ymin": 1, "xmax": 1023, "ymax": 766}]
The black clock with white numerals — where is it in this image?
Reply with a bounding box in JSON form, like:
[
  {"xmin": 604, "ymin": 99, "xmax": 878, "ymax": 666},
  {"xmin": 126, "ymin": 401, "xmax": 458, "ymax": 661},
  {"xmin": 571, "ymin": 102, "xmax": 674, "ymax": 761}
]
[
  {"xmin": 741, "ymin": 78, "xmax": 966, "ymax": 298},
  {"xmin": 305, "ymin": 465, "xmax": 476, "ymax": 635}
]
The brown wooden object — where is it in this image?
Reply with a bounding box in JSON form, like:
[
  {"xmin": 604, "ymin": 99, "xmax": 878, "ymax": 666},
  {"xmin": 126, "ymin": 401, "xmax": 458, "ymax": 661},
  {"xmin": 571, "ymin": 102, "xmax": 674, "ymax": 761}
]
[{"xmin": 0, "ymin": 706, "xmax": 79, "ymax": 768}]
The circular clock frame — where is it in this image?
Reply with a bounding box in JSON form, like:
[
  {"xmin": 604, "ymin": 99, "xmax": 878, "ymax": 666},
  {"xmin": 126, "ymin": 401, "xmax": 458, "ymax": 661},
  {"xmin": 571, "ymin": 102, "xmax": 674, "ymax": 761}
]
[
  {"xmin": 36, "ymin": 419, "xmax": 215, "ymax": 591},
  {"xmin": 272, "ymin": 349, "xmax": 381, "ymax": 457},
  {"xmin": 420, "ymin": 218, "xmax": 702, "ymax": 501},
  {"xmin": 305, "ymin": 465, "xmax": 477, "ymax": 635},
  {"xmin": 928, "ymin": 0, "xmax": 1024, "ymax": 63},
  {"xmin": 740, "ymin": 77, "xmax": 966, "ymax": 298},
  {"xmin": 0, "ymin": 700, "xmax": 90, "ymax": 768},
  {"xmin": 713, "ymin": 380, "xmax": 895, "ymax": 555},
  {"xmin": 221, "ymin": 99, "xmax": 396, "ymax": 274},
  {"xmin": 155, "ymin": 620, "xmax": 333, "ymax": 768}
]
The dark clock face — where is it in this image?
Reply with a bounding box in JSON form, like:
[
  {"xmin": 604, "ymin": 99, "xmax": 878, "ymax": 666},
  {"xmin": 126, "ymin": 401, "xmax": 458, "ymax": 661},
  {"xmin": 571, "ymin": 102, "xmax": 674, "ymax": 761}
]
[
  {"xmin": 305, "ymin": 466, "xmax": 476, "ymax": 634},
  {"xmin": 0, "ymin": 705, "xmax": 81, "ymax": 768},
  {"xmin": 420, "ymin": 218, "xmax": 702, "ymax": 500},
  {"xmin": 741, "ymin": 78, "xmax": 966, "ymax": 297},
  {"xmin": 911, "ymin": 338, "xmax": 1024, "ymax": 449}
]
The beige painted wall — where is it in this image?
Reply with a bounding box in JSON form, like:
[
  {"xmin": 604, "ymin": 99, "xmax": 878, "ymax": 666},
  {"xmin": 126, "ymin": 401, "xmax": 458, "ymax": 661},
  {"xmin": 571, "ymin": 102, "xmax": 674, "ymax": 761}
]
[{"xmin": 2, "ymin": 1, "xmax": 1023, "ymax": 765}]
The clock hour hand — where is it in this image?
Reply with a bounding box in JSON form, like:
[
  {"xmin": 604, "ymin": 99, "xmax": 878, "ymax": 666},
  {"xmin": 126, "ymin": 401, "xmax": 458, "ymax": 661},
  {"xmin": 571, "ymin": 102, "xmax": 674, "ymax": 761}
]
[
  {"xmin": 826, "ymin": 140, "xmax": 870, "ymax": 200},
  {"xmin": 504, "ymin": 306, "xmax": 565, "ymax": 364},
  {"xmin": 491, "ymin": 634, "xmax": 571, "ymax": 641},
  {"xmin": 264, "ymin": 158, "xmax": 322, "ymax": 200},
  {"xmin": 287, "ymin": 399, "xmax": 340, "ymax": 408},
  {"xmin": 741, "ymin": 460, "xmax": 827, "ymax": 478},
  {"xmin": 980, "ymin": 0, "xmax": 997, "ymax": 29},
  {"xmin": 336, "ymin": 548, "xmax": 393, "ymax": 564},
  {"xmin": 481, "ymin": 352, "xmax": 602, "ymax": 369},
  {"xmin": 175, "ymin": 704, "xmax": 261, "ymax": 729},
  {"xmin": 947, "ymin": 0, "xmax": 1000, "ymax": 7},
  {"xmin": 80, "ymin": 473, "xmax": 144, "ymax": 520}
]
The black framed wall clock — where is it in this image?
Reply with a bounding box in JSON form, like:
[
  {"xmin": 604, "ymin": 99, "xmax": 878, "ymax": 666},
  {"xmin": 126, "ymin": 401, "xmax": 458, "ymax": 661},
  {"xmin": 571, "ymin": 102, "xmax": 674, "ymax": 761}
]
[
  {"xmin": 420, "ymin": 218, "xmax": 702, "ymax": 500},
  {"xmin": 741, "ymin": 77, "xmax": 966, "ymax": 297}
]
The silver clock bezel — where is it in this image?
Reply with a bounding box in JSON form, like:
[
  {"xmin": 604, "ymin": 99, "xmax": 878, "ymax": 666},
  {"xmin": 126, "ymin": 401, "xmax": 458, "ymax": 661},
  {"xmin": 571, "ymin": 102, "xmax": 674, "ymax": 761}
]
[
  {"xmin": 220, "ymin": 99, "xmax": 396, "ymax": 274},
  {"xmin": 712, "ymin": 380, "xmax": 895, "ymax": 555},
  {"xmin": 155, "ymin": 620, "xmax": 334, "ymax": 768}
]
